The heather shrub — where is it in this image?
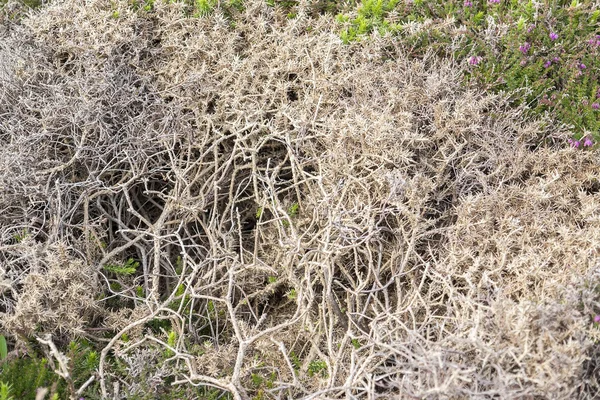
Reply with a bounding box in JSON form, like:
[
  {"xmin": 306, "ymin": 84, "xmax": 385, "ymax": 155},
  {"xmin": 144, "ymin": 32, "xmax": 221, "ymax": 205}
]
[{"xmin": 1, "ymin": 0, "xmax": 600, "ymax": 399}]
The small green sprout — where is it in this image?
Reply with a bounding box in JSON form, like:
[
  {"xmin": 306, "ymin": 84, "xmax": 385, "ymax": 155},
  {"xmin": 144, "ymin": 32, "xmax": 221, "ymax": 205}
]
[
  {"xmin": 0, "ymin": 383, "xmax": 13, "ymax": 400},
  {"xmin": 307, "ymin": 360, "xmax": 328, "ymax": 378},
  {"xmin": 289, "ymin": 351, "xmax": 301, "ymax": 371},
  {"xmin": 12, "ymin": 230, "xmax": 28, "ymax": 243},
  {"xmin": 251, "ymin": 373, "xmax": 263, "ymax": 387},
  {"xmin": 287, "ymin": 202, "xmax": 299, "ymax": 217},
  {"xmin": 267, "ymin": 276, "xmax": 277, "ymax": 284},
  {"xmin": 165, "ymin": 330, "xmax": 177, "ymax": 356},
  {"xmin": 104, "ymin": 258, "xmax": 139, "ymax": 275},
  {"xmin": 286, "ymin": 288, "xmax": 297, "ymax": 300},
  {"xmin": 135, "ymin": 285, "xmax": 145, "ymax": 298},
  {"xmin": 195, "ymin": 0, "xmax": 216, "ymax": 16}
]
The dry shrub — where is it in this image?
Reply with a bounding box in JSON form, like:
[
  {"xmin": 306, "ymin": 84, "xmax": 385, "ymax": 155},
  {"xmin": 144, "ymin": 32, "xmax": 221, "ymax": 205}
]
[
  {"xmin": 1, "ymin": 0, "xmax": 599, "ymax": 399},
  {"xmin": 0, "ymin": 241, "xmax": 99, "ymax": 338}
]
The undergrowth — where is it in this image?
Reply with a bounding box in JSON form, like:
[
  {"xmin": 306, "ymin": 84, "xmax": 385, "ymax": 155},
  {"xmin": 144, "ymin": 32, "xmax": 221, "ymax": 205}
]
[
  {"xmin": 337, "ymin": 0, "xmax": 600, "ymax": 144},
  {"xmin": 1, "ymin": 0, "xmax": 600, "ymax": 399}
]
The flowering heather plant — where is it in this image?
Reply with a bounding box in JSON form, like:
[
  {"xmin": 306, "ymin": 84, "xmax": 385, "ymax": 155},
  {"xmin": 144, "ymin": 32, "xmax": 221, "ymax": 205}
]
[
  {"xmin": 468, "ymin": 55, "xmax": 481, "ymax": 65},
  {"xmin": 518, "ymin": 42, "xmax": 531, "ymax": 54}
]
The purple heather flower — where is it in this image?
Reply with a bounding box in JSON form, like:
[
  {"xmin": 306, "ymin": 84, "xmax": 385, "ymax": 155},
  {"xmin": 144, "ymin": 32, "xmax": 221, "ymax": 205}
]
[
  {"xmin": 544, "ymin": 60, "xmax": 552, "ymax": 68},
  {"xmin": 593, "ymin": 103, "xmax": 600, "ymax": 110},
  {"xmin": 519, "ymin": 42, "xmax": 531, "ymax": 54},
  {"xmin": 464, "ymin": 0, "xmax": 473, "ymax": 6},
  {"xmin": 489, "ymin": 0, "xmax": 501, "ymax": 3},
  {"xmin": 549, "ymin": 32, "xmax": 558, "ymax": 41},
  {"xmin": 553, "ymin": 56, "xmax": 560, "ymax": 62},
  {"xmin": 578, "ymin": 63, "xmax": 587, "ymax": 70},
  {"xmin": 584, "ymin": 137, "xmax": 593, "ymax": 147},
  {"xmin": 595, "ymin": 315, "xmax": 600, "ymax": 323},
  {"xmin": 527, "ymin": 24, "xmax": 536, "ymax": 33},
  {"xmin": 568, "ymin": 138, "xmax": 581, "ymax": 148},
  {"xmin": 468, "ymin": 56, "xmax": 481, "ymax": 65}
]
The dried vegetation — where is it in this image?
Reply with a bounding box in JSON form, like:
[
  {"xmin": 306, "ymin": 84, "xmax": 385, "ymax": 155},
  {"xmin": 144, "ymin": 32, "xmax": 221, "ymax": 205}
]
[{"xmin": 1, "ymin": 0, "xmax": 600, "ymax": 398}]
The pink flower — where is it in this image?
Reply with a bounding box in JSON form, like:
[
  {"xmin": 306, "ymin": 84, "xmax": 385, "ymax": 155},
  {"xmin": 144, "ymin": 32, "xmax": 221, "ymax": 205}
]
[
  {"xmin": 519, "ymin": 42, "xmax": 531, "ymax": 54},
  {"xmin": 468, "ymin": 56, "xmax": 481, "ymax": 65},
  {"xmin": 464, "ymin": 0, "xmax": 473, "ymax": 6},
  {"xmin": 584, "ymin": 137, "xmax": 593, "ymax": 147},
  {"xmin": 488, "ymin": 0, "xmax": 501, "ymax": 3},
  {"xmin": 592, "ymin": 103, "xmax": 600, "ymax": 110},
  {"xmin": 527, "ymin": 24, "xmax": 536, "ymax": 33},
  {"xmin": 578, "ymin": 63, "xmax": 587, "ymax": 70},
  {"xmin": 553, "ymin": 56, "xmax": 560, "ymax": 62},
  {"xmin": 595, "ymin": 315, "xmax": 600, "ymax": 323},
  {"xmin": 544, "ymin": 60, "xmax": 552, "ymax": 68},
  {"xmin": 568, "ymin": 138, "xmax": 581, "ymax": 148},
  {"xmin": 549, "ymin": 32, "xmax": 558, "ymax": 40}
]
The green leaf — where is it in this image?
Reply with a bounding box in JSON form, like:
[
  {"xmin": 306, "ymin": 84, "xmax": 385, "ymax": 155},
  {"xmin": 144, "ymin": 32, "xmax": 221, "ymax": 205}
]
[{"xmin": 0, "ymin": 335, "xmax": 7, "ymax": 361}]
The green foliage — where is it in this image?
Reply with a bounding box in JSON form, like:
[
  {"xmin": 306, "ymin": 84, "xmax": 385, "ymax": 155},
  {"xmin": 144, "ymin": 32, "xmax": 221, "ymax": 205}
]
[
  {"xmin": 0, "ymin": 0, "xmax": 43, "ymax": 8},
  {"xmin": 286, "ymin": 288, "xmax": 297, "ymax": 300},
  {"xmin": 0, "ymin": 382, "xmax": 13, "ymax": 400},
  {"xmin": 103, "ymin": 258, "xmax": 139, "ymax": 276},
  {"xmin": 11, "ymin": 230, "xmax": 28, "ymax": 243},
  {"xmin": 289, "ymin": 351, "xmax": 301, "ymax": 372},
  {"xmin": 0, "ymin": 357, "xmax": 66, "ymax": 400},
  {"xmin": 351, "ymin": 338, "xmax": 361, "ymax": 349},
  {"xmin": 338, "ymin": 0, "xmax": 400, "ymax": 43},
  {"xmin": 0, "ymin": 337, "xmax": 6, "ymax": 361},
  {"xmin": 251, "ymin": 373, "xmax": 263, "ymax": 387},
  {"xmin": 307, "ymin": 359, "xmax": 328, "ymax": 378},
  {"xmin": 287, "ymin": 202, "xmax": 299, "ymax": 217},
  {"xmin": 135, "ymin": 285, "xmax": 145, "ymax": 298},
  {"xmin": 145, "ymin": 318, "xmax": 172, "ymax": 334},
  {"xmin": 165, "ymin": 330, "xmax": 177, "ymax": 357},
  {"xmin": 195, "ymin": 0, "xmax": 217, "ymax": 16}
]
